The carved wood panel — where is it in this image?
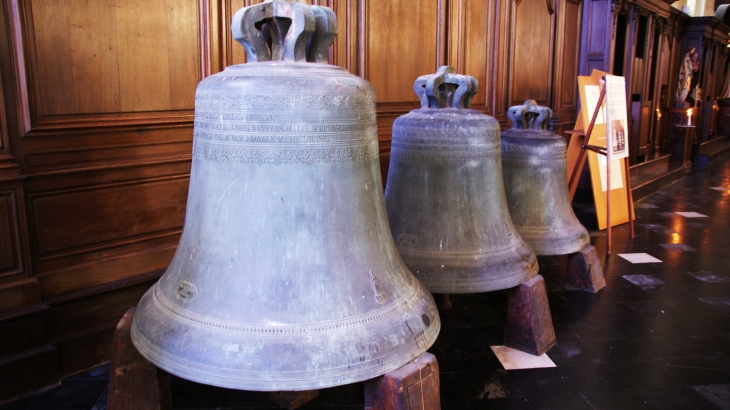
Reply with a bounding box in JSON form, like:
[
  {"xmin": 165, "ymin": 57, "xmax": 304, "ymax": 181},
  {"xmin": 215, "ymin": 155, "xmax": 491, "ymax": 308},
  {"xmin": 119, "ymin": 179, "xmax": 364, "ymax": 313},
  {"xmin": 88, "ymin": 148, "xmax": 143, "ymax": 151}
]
[
  {"xmin": 16, "ymin": 0, "xmax": 204, "ymax": 130},
  {"xmin": 365, "ymin": 0, "xmax": 443, "ymax": 103},
  {"xmin": 510, "ymin": 0, "xmax": 555, "ymax": 107},
  {"xmin": 0, "ymin": 187, "xmax": 27, "ymax": 278},
  {"xmin": 559, "ymin": 0, "xmax": 582, "ymax": 111}
]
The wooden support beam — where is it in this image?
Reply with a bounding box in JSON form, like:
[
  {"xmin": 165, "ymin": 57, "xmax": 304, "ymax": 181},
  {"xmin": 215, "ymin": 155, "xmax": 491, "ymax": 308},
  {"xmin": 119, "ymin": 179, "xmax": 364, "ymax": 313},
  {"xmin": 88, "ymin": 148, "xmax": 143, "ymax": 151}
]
[
  {"xmin": 566, "ymin": 245, "xmax": 606, "ymax": 293},
  {"xmin": 107, "ymin": 308, "xmax": 172, "ymax": 410},
  {"xmin": 504, "ymin": 275, "xmax": 556, "ymax": 356},
  {"xmin": 364, "ymin": 352, "xmax": 440, "ymax": 410},
  {"xmin": 269, "ymin": 390, "xmax": 319, "ymax": 409}
]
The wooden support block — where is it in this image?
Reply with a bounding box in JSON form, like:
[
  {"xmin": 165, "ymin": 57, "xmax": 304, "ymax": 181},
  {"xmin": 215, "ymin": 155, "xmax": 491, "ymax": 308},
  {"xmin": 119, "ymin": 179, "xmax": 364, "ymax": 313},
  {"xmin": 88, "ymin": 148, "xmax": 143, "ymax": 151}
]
[
  {"xmin": 504, "ymin": 275, "xmax": 556, "ymax": 356},
  {"xmin": 364, "ymin": 352, "xmax": 440, "ymax": 410},
  {"xmin": 566, "ymin": 245, "xmax": 606, "ymax": 293},
  {"xmin": 107, "ymin": 307, "xmax": 172, "ymax": 410},
  {"xmin": 268, "ymin": 390, "xmax": 319, "ymax": 409},
  {"xmin": 432, "ymin": 293, "xmax": 452, "ymax": 310}
]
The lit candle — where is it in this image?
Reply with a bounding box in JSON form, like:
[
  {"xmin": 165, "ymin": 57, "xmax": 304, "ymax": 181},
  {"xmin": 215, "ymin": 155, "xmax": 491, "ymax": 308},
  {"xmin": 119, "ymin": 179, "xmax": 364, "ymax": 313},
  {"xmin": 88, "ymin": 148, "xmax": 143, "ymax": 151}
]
[{"xmin": 687, "ymin": 108, "xmax": 692, "ymax": 126}]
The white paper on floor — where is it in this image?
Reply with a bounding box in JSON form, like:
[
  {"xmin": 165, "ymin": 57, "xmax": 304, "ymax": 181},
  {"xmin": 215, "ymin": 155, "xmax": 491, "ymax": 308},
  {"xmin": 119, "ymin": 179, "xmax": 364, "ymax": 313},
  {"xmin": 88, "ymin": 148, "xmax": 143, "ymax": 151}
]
[
  {"xmin": 490, "ymin": 346, "xmax": 556, "ymax": 370},
  {"xmin": 709, "ymin": 187, "xmax": 730, "ymax": 191},
  {"xmin": 618, "ymin": 253, "xmax": 662, "ymax": 263},
  {"xmin": 675, "ymin": 212, "xmax": 708, "ymax": 218},
  {"xmin": 623, "ymin": 274, "xmax": 665, "ymax": 286}
]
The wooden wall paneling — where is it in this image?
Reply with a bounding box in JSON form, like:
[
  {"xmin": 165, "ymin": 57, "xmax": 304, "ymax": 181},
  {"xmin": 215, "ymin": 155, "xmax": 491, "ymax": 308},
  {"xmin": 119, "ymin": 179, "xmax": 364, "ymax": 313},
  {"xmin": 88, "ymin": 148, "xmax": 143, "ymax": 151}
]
[
  {"xmin": 0, "ymin": 187, "xmax": 25, "ymax": 277},
  {"xmin": 329, "ymin": 0, "xmax": 357, "ymax": 72},
  {"xmin": 42, "ymin": 265, "xmax": 164, "ymax": 378},
  {"xmin": 553, "ymin": 0, "xmax": 583, "ymax": 133},
  {"xmin": 509, "ymin": 0, "xmax": 556, "ymax": 108},
  {"xmin": 579, "ymin": 0, "xmax": 615, "ymax": 76},
  {"xmin": 492, "ymin": 0, "xmax": 511, "ymax": 122},
  {"xmin": 0, "ymin": 344, "xmax": 60, "ymax": 401},
  {"xmin": 30, "ymin": 177, "xmax": 187, "ymax": 260},
  {"xmin": 15, "ymin": 0, "xmax": 203, "ymax": 130},
  {"xmin": 462, "ymin": 0, "xmax": 489, "ymax": 109},
  {"xmin": 0, "ymin": 5, "xmax": 58, "ymax": 402},
  {"xmin": 365, "ymin": 0, "xmax": 443, "ymax": 103},
  {"xmin": 447, "ymin": 0, "xmax": 466, "ymax": 73}
]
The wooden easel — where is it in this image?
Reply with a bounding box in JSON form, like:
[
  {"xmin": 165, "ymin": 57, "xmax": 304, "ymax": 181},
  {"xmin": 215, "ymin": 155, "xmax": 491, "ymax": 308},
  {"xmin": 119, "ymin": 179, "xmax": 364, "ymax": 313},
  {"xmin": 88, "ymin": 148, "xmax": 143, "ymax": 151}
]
[{"xmin": 567, "ymin": 80, "xmax": 634, "ymax": 254}]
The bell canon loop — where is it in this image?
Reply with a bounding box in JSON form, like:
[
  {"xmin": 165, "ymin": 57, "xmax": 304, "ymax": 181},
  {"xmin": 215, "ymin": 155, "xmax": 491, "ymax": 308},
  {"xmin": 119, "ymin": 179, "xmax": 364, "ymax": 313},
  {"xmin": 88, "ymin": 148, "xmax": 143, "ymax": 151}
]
[
  {"xmin": 131, "ymin": 0, "xmax": 439, "ymax": 392},
  {"xmin": 384, "ymin": 66, "xmax": 538, "ymax": 294},
  {"xmin": 501, "ymin": 100, "xmax": 591, "ymax": 256}
]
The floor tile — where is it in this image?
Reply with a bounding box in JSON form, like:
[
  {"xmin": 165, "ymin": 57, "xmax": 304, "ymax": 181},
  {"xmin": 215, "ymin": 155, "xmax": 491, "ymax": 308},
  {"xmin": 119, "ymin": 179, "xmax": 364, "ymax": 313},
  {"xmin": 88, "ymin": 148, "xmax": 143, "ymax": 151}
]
[
  {"xmin": 691, "ymin": 384, "xmax": 730, "ymax": 410},
  {"xmin": 502, "ymin": 367, "xmax": 578, "ymax": 397},
  {"xmin": 544, "ymin": 340, "xmax": 605, "ymax": 366},
  {"xmin": 687, "ymin": 271, "xmax": 730, "ymax": 283},
  {"xmin": 27, "ymin": 380, "xmax": 108, "ymax": 410},
  {"xmin": 658, "ymin": 244, "xmax": 696, "ymax": 252},
  {"xmin": 698, "ymin": 296, "xmax": 730, "ymax": 316},
  {"xmin": 582, "ymin": 389, "xmax": 655, "ymax": 409},
  {"xmin": 637, "ymin": 385, "xmax": 719, "ymax": 410},
  {"xmin": 623, "ymin": 274, "xmax": 666, "ymax": 287},
  {"xmin": 559, "ymin": 364, "xmax": 632, "ymax": 392}
]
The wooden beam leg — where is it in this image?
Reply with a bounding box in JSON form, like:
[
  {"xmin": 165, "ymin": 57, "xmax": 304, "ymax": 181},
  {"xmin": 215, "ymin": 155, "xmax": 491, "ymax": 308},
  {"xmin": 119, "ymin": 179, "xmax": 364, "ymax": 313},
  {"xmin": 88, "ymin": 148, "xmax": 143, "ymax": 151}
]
[
  {"xmin": 364, "ymin": 352, "xmax": 440, "ymax": 410},
  {"xmin": 268, "ymin": 390, "xmax": 319, "ymax": 409},
  {"xmin": 432, "ymin": 293, "xmax": 452, "ymax": 310},
  {"xmin": 565, "ymin": 245, "xmax": 606, "ymax": 293},
  {"xmin": 107, "ymin": 307, "xmax": 172, "ymax": 410},
  {"xmin": 503, "ymin": 275, "xmax": 556, "ymax": 356}
]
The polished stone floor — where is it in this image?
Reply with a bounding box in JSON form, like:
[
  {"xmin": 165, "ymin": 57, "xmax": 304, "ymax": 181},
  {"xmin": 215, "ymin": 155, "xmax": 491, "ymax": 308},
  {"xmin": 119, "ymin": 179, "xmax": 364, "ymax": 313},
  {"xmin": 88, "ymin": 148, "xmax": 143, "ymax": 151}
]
[{"xmin": 2, "ymin": 157, "xmax": 730, "ymax": 410}]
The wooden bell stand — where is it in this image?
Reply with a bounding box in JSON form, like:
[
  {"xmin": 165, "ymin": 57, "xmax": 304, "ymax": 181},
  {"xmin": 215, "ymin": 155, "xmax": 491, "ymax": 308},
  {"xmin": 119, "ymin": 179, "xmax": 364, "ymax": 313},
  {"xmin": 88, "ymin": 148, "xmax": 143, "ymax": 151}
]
[
  {"xmin": 434, "ymin": 274, "xmax": 557, "ymax": 357},
  {"xmin": 107, "ymin": 308, "xmax": 441, "ymax": 410}
]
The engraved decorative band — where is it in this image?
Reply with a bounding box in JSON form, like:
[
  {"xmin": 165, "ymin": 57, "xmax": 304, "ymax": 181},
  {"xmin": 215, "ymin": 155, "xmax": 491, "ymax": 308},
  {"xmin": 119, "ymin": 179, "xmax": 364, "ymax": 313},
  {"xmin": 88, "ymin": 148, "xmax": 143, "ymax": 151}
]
[
  {"xmin": 195, "ymin": 93, "xmax": 376, "ymax": 111},
  {"xmin": 397, "ymin": 243, "xmax": 521, "ymax": 258},
  {"xmin": 152, "ymin": 277, "xmax": 420, "ymax": 335},
  {"xmin": 193, "ymin": 140, "xmax": 380, "ymax": 163},
  {"xmin": 393, "ymin": 126, "xmax": 500, "ymax": 141},
  {"xmin": 390, "ymin": 145, "xmax": 500, "ymax": 162},
  {"xmin": 193, "ymin": 128, "xmax": 378, "ymax": 143},
  {"xmin": 501, "ymin": 144, "xmax": 567, "ymax": 159}
]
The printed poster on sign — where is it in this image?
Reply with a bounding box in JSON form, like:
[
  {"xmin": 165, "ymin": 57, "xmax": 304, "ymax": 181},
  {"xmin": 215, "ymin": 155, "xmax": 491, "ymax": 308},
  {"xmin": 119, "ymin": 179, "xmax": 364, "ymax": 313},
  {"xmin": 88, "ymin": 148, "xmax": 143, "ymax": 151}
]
[{"xmin": 603, "ymin": 75, "xmax": 629, "ymax": 160}]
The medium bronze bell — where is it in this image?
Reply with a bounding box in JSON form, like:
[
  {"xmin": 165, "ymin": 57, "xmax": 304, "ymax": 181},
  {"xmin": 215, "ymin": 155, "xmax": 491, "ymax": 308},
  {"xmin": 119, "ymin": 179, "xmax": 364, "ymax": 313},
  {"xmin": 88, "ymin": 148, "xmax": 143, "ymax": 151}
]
[
  {"xmin": 131, "ymin": 1, "xmax": 439, "ymax": 391},
  {"xmin": 501, "ymin": 100, "xmax": 590, "ymax": 256},
  {"xmin": 384, "ymin": 67, "xmax": 538, "ymax": 294}
]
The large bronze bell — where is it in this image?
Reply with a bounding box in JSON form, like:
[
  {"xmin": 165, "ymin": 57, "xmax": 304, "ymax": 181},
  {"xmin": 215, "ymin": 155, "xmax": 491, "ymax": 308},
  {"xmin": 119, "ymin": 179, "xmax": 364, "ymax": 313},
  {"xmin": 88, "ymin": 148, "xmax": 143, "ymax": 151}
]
[
  {"xmin": 131, "ymin": 0, "xmax": 439, "ymax": 391},
  {"xmin": 501, "ymin": 100, "xmax": 590, "ymax": 255},
  {"xmin": 384, "ymin": 67, "xmax": 538, "ymax": 294}
]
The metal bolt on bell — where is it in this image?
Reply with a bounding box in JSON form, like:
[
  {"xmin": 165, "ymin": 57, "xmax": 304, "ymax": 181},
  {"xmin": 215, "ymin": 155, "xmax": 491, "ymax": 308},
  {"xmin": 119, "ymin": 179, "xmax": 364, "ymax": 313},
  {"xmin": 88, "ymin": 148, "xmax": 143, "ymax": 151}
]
[
  {"xmin": 131, "ymin": 0, "xmax": 439, "ymax": 392},
  {"xmin": 384, "ymin": 66, "xmax": 538, "ymax": 294},
  {"xmin": 501, "ymin": 100, "xmax": 591, "ymax": 256}
]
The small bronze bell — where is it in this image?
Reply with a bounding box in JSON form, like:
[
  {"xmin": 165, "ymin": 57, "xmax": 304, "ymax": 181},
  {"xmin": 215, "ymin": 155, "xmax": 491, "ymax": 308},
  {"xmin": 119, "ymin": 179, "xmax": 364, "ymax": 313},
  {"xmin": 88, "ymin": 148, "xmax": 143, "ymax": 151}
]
[
  {"xmin": 384, "ymin": 66, "xmax": 538, "ymax": 294},
  {"xmin": 131, "ymin": 0, "xmax": 439, "ymax": 391},
  {"xmin": 501, "ymin": 100, "xmax": 590, "ymax": 256}
]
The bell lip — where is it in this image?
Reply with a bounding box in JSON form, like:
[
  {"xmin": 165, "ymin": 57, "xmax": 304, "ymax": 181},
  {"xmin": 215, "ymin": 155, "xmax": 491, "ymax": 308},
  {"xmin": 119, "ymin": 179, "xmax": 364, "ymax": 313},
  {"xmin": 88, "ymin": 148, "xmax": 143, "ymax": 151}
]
[
  {"xmin": 515, "ymin": 225, "xmax": 591, "ymax": 256},
  {"xmin": 408, "ymin": 262, "xmax": 539, "ymax": 294},
  {"xmin": 130, "ymin": 281, "xmax": 440, "ymax": 391}
]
